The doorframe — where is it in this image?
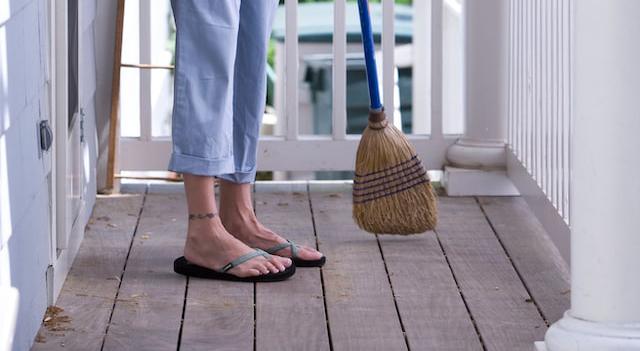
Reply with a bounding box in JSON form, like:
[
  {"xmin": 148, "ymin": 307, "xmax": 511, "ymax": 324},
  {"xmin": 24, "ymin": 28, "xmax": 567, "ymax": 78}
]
[
  {"xmin": 48, "ymin": 0, "xmax": 67, "ymax": 304},
  {"xmin": 49, "ymin": 0, "xmax": 95, "ymax": 304},
  {"xmin": 49, "ymin": 0, "xmax": 86, "ymax": 304},
  {"xmin": 48, "ymin": 0, "xmax": 68, "ymax": 266}
]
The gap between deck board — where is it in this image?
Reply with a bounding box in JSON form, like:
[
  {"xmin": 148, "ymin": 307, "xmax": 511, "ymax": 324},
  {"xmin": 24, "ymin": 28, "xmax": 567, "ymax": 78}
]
[
  {"xmin": 101, "ymin": 193, "xmax": 187, "ymax": 351},
  {"xmin": 435, "ymin": 197, "xmax": 547, "ymax": 351},
  {"xmin": 254, "ymin": 190, "xmax": 330, "ymax": 351},
  {"xmin": 309, "ymin": 191, "xmax": 408, "ymax": 351},
  {"xmin": 377, "ymin": 232, "xmax": 484, "ymax": 351},
  {"xmin": 32, "ymin": 193, "xmax": 146, "ymax": 351},
  {"xmin": 477, "ymin": 197, "xmax": 570, "ymax": 324}
]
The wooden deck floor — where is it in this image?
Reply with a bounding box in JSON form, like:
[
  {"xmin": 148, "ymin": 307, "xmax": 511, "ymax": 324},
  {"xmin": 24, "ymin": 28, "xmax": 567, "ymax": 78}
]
[{"xmin": 32, "ymin": 182, "xmax": 570, "ymax": 351}]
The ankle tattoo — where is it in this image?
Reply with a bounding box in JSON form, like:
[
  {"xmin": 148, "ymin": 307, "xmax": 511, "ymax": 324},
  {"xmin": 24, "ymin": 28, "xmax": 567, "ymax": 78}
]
[{"xmin": 188, "ymin": 212, "xmax": 218, "ymax": 220}]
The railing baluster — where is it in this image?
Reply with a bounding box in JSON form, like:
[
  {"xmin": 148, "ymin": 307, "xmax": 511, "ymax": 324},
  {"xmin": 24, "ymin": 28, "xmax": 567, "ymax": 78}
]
[
  {"xmin": 139, "ymin": 0, "xmax": 151, "ymax": 142},
  {"xmin": 412, "ymin": 0, "xmax": 431, "ymax": 135},
  {"xmin": 430, "ymin": 0, "xmax": 443, "ymax": 139},
  {"xmin": 382, "ymin": 0, "xmax": 396, "ymax": 127},
  {"xmin": 532, "ymin": 0, "xmax": 541, "ymax": 186},
  {"xmin": 332, "ymin": 0, "xmax": 347, "ymax": 140},
  {"xmin": 526, "ymin": 0, "xmax": 532, "ymax": 170},
  {"xmin": 559, "ymin": 0, "xmax": 566, "ymax": 219},
  {"xmin": 507, "ymin": 1, "xmax": 515, "ymax": 150},
  {"xmin": 285, "ymin": 0, "xmax": 299, "ymax": 141},
  {"xmin": 507, "ymin": 0, "xmax": 572, "ymax": 224},
  {"xmin": 562, "ymin": 0, "xmax": 572, "ymax": 223},
  {"xmin": 511, "ymin": 0, "xmax": 524, "ymax": 159},
  {"xmin": 553, "ymin": 0, "xmax": 560, "ymax": 212},
  {"xmin": 543, "ymin": 0, "xmax": 550, "ymax": 199}
]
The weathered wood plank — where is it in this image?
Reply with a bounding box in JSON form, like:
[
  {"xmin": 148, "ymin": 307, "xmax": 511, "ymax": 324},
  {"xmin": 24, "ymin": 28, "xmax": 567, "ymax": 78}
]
[
  {"xmin": 436, "ymin": 197, "xmax": 546, "ymax": 351},
  {"xmin": 478, "ymin": 197, "xmax": 570, "ymax": 324},
  {"xmin": 32, "ymin": 193, "xmax": 144, "ymax": 351},
  {"xmin": 178, "ymin": 185, "xmax": 254, "ymax": 351},
  {"xmin": 254, "ymin": 190, "xmax": 330, "ymax": 351},
  {"xmin": 180, "ymin": 279, "xmax": 254, "ymax": 351},
  {"xmin": 102, "ymin": 193, "xmax": 187, "ymax": 351},
  {"xmin": 379, "ymin": 233, "xmax": 483, "ymax": 351},
  {"xmin": 310, "ymin": 191, "xmax": 407, "ymax": 351}
]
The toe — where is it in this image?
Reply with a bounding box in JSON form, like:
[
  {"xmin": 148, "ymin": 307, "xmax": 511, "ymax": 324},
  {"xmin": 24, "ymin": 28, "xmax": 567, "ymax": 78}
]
[
  {"xmin": 278, "ymin": 256, "xmax": 292, "ymax": 268},
  {"xmin": 300, "ymin": 246, "xmax": 324, "ymax": 260},
  {"xmin": 256, "ymin": 262, "xmax": 270, "ymax": 275},
  {"xmin": 268, "ymin": 256, "xmax": 286, "ymax": 271},
  {"xmin": 271, "ymin": 256, "xmax": 291, "ymax": 272},
  {"xmin": 264, "ymin": 261, "xmax": 279, "ymax": 274}
]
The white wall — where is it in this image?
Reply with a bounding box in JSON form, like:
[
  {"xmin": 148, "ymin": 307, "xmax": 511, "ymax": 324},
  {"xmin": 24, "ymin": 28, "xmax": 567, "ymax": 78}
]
[
  {"xmin": 0, "ymin": 0, "xmax": 101, "ymax": 349},
  {"xmin": 0, "ymin": 0, "xmax": 54, "ymax": 349}
]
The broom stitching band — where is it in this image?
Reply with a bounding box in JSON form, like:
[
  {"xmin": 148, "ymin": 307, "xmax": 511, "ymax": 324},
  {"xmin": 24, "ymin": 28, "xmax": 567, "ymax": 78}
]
[
  {"xmin": 353, "ymin": 177, "xmax": 428, "ymax": 203},
  {"xmin": 354, "ymin": 157, "xmax": 423, "ymax": 184},
  {"xmin": 353, "ymin": 171, "xmax": 428, "ymax": 198},
  {"xmin": 353, "ymin": 178, "xmax": 429, "ymax": 204},
  {"xmin": 353, "ymin": 165, "xmax": 426, "ymax": 192},
  {"xmin": 353, "ymin": 170, "xmax": 427, "ymax": 194},
  {"xmin": 353, "ymin": 171, "xmax": 429, "ymax": 198},
  {"xmin": 354, "ymin": 155, "xmax": 419, "ymax": 178}
]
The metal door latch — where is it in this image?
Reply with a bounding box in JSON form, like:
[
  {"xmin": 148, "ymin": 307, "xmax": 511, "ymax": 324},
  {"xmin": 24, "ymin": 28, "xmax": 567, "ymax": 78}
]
[
  {"xmin": 39, "ymin": 120, "xmax": 53, "ymax": 152},
  {"xmin": 80, "ymin": 108, "xmax": 85, "ymax": 143}
]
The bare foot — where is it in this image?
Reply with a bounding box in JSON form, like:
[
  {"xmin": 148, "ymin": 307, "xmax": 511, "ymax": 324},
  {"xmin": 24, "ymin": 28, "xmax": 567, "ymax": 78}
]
[
  {"xmin": 220, "ymin": 208, "xmax": 324, "ymax": 262},
  {"xmin": 183, "ymin": 214, "xmax": 292, "ymax": 278}
]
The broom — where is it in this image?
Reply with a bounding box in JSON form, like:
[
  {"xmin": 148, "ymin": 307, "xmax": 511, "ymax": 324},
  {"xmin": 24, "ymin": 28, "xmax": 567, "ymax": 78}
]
[{"xmin": 352, "ymin": 0, "xmax": 438, "ymax": 235}]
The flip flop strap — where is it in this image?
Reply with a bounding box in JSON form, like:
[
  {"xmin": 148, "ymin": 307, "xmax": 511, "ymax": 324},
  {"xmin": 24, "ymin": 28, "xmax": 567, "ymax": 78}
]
[
  {"xmin": 219, "ymin": 249, "xmax": 270, "ymax": 273},
  {"xmin": 264, "ymin": 239, "xmax": 298, "ymax": 259}
]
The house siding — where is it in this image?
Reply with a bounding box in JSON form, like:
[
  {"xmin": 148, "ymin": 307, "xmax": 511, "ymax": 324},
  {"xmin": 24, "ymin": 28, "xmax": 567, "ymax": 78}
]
[{"xmin": 0, "ymin": 0, "xmax": 102, "ymax": 349}]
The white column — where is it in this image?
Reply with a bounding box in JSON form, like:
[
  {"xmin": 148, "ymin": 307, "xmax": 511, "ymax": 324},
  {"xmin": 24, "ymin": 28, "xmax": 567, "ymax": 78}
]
[
  {"xmin": 538, "ymin": 1, "xmax": 640, "ymax": 350},
  {"xmin": 444, "ymin": 0, "xmax": 517, "ymax": 196}
]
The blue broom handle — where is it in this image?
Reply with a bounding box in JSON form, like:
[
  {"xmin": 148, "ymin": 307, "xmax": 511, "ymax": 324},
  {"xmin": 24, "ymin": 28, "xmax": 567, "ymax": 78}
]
[{"xmin": 357, "ymin": 0, "xmax": 383, "ymax": 111}]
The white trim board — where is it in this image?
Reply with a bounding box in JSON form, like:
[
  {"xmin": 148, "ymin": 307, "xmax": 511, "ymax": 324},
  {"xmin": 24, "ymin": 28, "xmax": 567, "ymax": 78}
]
[
  {"xmin": 119, "ymin": 135, "xmax": 459, "ymax": 172},
  {"xmin": 507, "ymin": 150, "xmax": 570, "ymax": 265}
]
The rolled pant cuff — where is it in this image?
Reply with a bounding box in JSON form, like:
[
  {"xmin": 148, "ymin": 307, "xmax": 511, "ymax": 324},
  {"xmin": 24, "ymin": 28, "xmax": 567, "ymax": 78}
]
[
  {"xmin": 217, "ymin": 169, "xmax": 257, "ymax": 184},
  {"xmin": 168, "ymin": 152, "xmax": 235, "ymax": 177}
]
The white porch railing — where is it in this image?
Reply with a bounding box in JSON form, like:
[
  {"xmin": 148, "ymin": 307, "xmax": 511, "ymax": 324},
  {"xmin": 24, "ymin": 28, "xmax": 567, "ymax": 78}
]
[
  {"xmin": 507, "ymin": 0, "xmax": 572, "ymax": 225},
  {"xmin": 117, "ymin": 0, "xmax": 462, "ymax": 175}
]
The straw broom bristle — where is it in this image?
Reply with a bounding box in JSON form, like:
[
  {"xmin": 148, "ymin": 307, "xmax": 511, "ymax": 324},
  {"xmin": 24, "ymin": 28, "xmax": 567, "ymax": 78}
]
[{"xmin": 353, "ymin": 114, "xmax": 438, "ymax": 235}]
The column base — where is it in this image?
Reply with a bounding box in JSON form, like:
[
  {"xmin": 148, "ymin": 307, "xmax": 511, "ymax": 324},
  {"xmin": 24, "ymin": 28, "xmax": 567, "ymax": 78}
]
[
  {"xmin": 446, "ymin": 138, "xmax": 507, "ymax": 169},
  {"xmin": 443, "ymin": 166, "xmax": 519, "ymax": 196},
  {"xmin": 444, "ymin": 138, "xmax": 517, "ymax": 196},
  {"xmin": 537, "ymin": 311, "xmax": 640, "ymax": 351}
]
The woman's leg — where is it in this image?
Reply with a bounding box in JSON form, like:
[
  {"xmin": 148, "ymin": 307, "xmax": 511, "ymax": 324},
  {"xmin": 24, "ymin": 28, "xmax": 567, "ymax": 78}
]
[
  {"xmin": 215, "ymin": 0, "xmax": 323, "ymax": 261},
  {"xmin": 168, "ymin": 0, "xmax": 290, "ymax": 276},
  {"xmin": 216, "ymin": 0, "xmax": 277, "ymax": 184},
  {"xmin": 168, "ymin": 0, "xmax": 239, "ymax": 176},
  {"xmin": 218, "ymin": 180, "xmax": 324, "ymax": 261},
  {"xmin": 182, "ymin": 174, "xmax": 291, "ymax": 277}
]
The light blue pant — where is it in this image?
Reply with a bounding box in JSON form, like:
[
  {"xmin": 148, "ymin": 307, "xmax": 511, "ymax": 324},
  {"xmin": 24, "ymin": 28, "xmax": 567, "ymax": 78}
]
[{"xmin": 168, "ymin": 0, "xmax": 279, "ymax": 183}]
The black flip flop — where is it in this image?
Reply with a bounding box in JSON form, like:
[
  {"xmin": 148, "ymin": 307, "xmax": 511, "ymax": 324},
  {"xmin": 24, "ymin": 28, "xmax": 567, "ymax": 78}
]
[
  {"xmin": 173, "ymin": 249, "xmax": 296, "ymax": 282},
  {"xmin": 264, "ymin": 239, "xmax": 326, "ymax": 267}
]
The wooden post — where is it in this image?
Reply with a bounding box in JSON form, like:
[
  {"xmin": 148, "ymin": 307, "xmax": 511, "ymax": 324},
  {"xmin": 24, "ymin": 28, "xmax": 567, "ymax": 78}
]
[{"xmin": 105, "ymin": 0, "xmax": 125, "ymax": 191}]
